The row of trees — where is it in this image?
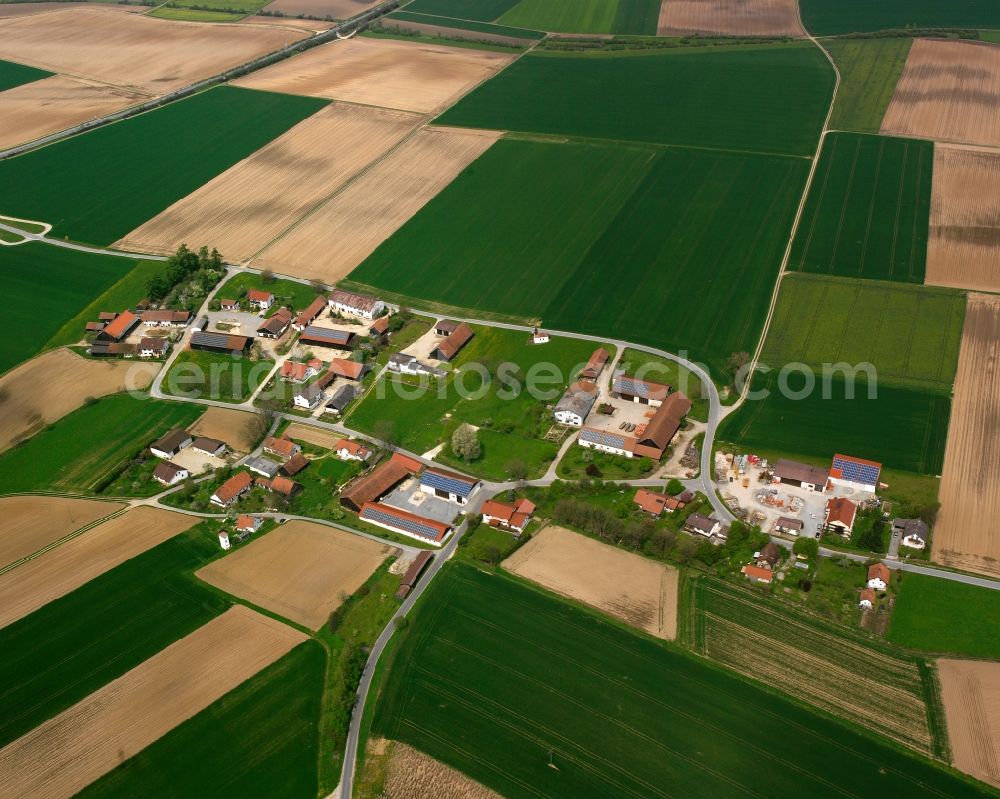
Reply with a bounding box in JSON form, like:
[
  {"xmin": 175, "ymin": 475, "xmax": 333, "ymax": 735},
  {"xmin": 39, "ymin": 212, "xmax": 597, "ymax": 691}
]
[{"xmin": 146, "ymin": 245, "xmax": 225, "ymax": 310}]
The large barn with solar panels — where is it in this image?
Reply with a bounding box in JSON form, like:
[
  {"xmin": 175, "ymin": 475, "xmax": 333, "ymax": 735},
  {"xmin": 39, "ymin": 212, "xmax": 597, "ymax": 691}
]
[
  {"xmin": 419, "ymin": 467, "xmax": 480, "ymax": 505},
  {"xmin": 359, "ymin": 501, "xmax": 450, "ymax": 544},
  {"xmin": 828, "ymin": 453, "xmax": 882, "ymax": 494}
]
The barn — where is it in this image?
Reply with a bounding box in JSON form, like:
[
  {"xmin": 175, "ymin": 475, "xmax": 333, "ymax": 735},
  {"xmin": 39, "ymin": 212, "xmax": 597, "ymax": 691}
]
[
  {"xmin": 772, "ymin": 459, "xmax": 828, "ymax": 492},
  {"xmin": 829, "ymin": 453, "xmax": 882, "ymax": 494},
  {"xmin": 297, "ymin": 326, "xmax": 355, "ymax": 351},
  {"xmin": 190, "ymin": 331, "xmax": 252, "ymax": 354},
  {"xmin": 419, "ymin": 467, "xmax": 480, "ymax": 505},
  {"xmin": 431, "ymin": 322, "xmax": 474, "ymax": 362},
  {"xmin": 612, "ymin": 376, "xmax": 670, "ymax": 406}
]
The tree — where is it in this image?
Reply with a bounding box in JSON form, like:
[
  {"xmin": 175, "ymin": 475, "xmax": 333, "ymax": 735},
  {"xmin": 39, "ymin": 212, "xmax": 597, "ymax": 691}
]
[
  {"xmin": 666, "ymin": 478, "xmax": 684, "ymax": 496},
  {"xmin": 793, "ymin": 537, "xmax": 819, "ymax": 559},
  {"xmin": 260, "ymin": 268, "xmax": 275, "ymax": 284},
  {"xmin": 373, "ymin": 419, "xmax": 398, "ymax": 451},
  {"xmin": 244, "ymin": 408, "xmax": 274, "ymax": 449},
  {"xmin": 675, "ymin": 536, "xmax": 699, "ymax": 565},
  {"xmin": 310, "ymin": 278, "xmax": 327, "ymax": 294},
  {"xmin": 727, "ymin": 351, "xmax": 751, "ymax": 388},
  {"xmin": 504, "ymin": 458, "xmax": 527, "ymax": 481},
  {"xmin": 451, "ymin": 424, "xmax": 480, "ymax": 463}
]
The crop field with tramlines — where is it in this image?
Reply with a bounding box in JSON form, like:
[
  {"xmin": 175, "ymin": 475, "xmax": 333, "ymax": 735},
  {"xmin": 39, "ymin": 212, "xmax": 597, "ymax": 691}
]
[{"xmin": 685, "ymin": 576, "xmax": 946, "ymax": 756}]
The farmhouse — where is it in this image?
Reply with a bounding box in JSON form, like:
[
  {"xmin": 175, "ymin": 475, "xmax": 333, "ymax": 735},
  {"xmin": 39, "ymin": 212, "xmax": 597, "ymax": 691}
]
[
  {"xmin": 481, "ymin": 497, "xmax": 535, "ymax": 534},
  {"xmin": 220, "ymin": 299, "xmax": 239, "ymax": 312},
  {"xmin": 396, "ymin": 550, "xmax": 433, "ymax": 600},
  {"xmin": 281, "ymin": 359, "xmax": 322, "ymax": 383},
  {"xmin": 150, "ymin": 429, "xmax": 192, "ymax": 459},
  {"xmin": 256, "ymin": 307, "xmax": 292, "ymax": 339},
  {"xmin": 245, "ymin": 455, "xmax": 280, "ymax": 478},
  {"xmin": 435, "ymin": 319, "xmax": 460, "ymax": 336},
  {"xmin": 191, "ymin": 437, "xmax": 226, "ymax": 457},
  {"xmin": 141, "ymin": 309, "xmax": 191, "ymax": 328},
  {"xmin": 335, "ymin": 439, "xmax": 372, "ymax": 461},
  {"xmin": 152, "ymin": 461, "xmax": 188, "ymax": 486},
  {"xmin": 293, "ymin": 382, "xmax": 324, "ymax": 409},
  {"xmin": 893, "ymin": 517, "xmax": 929, "ymax": 550},
  {"xmin": 859, "ymin": 588, "xmax": 876, "ymax": 609},
  {"xmin": 579, "ymin": 426, "xmax": 636, "ymax": 457},
  {"xmin": 772, "ymin": 459, "xmax": 828, "ymax": 492},
  {"xmin": 741, "ymin": 564, "xmax": 774, "ymax": 584},
  {"xmin": 246, "ymin": 290, "xmax": 274, "ymax": 311},
  {"xmin": 612, "ymin": 376, "xmax": 670, "ymax": 406},
  {"xmin": 775, "ymin": 517, "xmax": 804, "ymax": 536},
  {"xmin": 138, "ymin": 337, "xmax": 169, "ymax": 358},
  {"xmin": 339, "ymin": 454, "xmax": 420, "ymax": 512},
  {"xmin": 98, "ymin": 310, "xmax": 139, "ymax": 342},
  {"xmin": 634, "ymin": 488, "xmax": 668, "ymax": 516},
  {"xmin": 190, "ymin": 331, "xmax": 252, "ymax": 355},
  {"xmin": 387, "ymin": 353, "xmax": 444, "ymax": 377},
  {"xmin": 236, "ymin": 514, "xmax": 263, "ymax": 534},
  {"xmin": 825, "ymin": 497, "xmax": 857, "ymax": 535},
  {"xmin": 211, "ymin": 471, "xmax": 253, "ymax": 507},
  {"xmin": 554, "ymin": 381, "xmax": 598, "ymax": 426},
  {"xmin": 280, "ymin": 452, "xmax": 309, "ymax": 477},
  {"xmin": 325, "ymin": 384, "xmax": 357, "ymax": 415},
  {"xmin": 359, "ymin": 501, "xmax": 450, "ymax": 543},
  {"xmin": 829, "ymin": 453, "xmax": 882, "ymax": 494},
  {"xmin": 420, "ymin": 467, "xmax": 480, "ymax": 505},
  {"xmin": 327, "ymin": 358, "xmax": 367, "ymax": 381},
  {"xmin": 298, "ymin": 326, "xmax": 355, "ymax": 351},
  {"xmin": 867, "ymin": 562, "xmax": 891, "ymax": 591},
  {"xmin": 579, "ymin": 347, "xmax": 610, "ymax": 381},
  {"xmin": 685, "ymin": 513, "xmax": 723, "ymax": 539},
  {"xmin": 329, "ymin": 289, "xmax": 384, "ymax": 319},
  {"xmin": 431, "ymin": 322, "xmax": 474, "ymax": 362},
  {"xmin": 263, "ymin": 435, "xmax": 300, "ymax": 460},
  {"xmin": 293, "ymin": 296, "xmax": 327, "ymax": 331},
  {"xmin": 89, "ymin": 342, "xmax": 136, "ymax": 358}
]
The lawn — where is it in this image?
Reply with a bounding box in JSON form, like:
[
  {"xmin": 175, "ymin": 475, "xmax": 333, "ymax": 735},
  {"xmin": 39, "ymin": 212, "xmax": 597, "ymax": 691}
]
[
  {"xmin": 717, "ymin": 371, "xmax": 951, "ymax": 475},
  {"xmin": 372, "ymin": 563, "xmax": 989, "ymax": 798},
  {"xmin": 0, "ymin": 86, "xmax": 327, "ymax": 245},
  {"xmin": 888, "ymin": 573, "xmax": 1000, "ymax": 660},
  {"xmin": 149, "ymin": 6, "xmax": 245, "ymax": 20},
  {"xmin": 161, "ymin": 0, "xmax": 268, "ymax": 12},
  {"xmin": 78, "ymin": 641, "xmax": 324, "ymax": 799},
  {"xmin": 349, "ymin": 140, "xmax": 808, "ymax": 376},
  {"xmin": 801, "ymin": 0, "xmax": 1000, "ymax": 35},
  {"xmin": 0, "ymin": 523, "xmax": 229, "ymax": 747},
  {"xmin": 386, "ymin": 10, "xmax": 545, "ymax": 38},
  {"xmin": 216, "ymin": 272, "xmax": 324, "ymax": 314},
  {"xmin": 403, "ymin": 0, "xmax": 521, "ymax": 21},
  {"xmin": 762, "ymin": 274, "xmax": 965, "ymax": 392},
  {"xmin": 0, "ymin": 58, "xmax": 50, "ymax": 92},
  {"xmin": 0, "ymin": 393, "xmax": 203, "ymax": 492},
  {"xmin": 791, "ymin": 132, "xmax": 933, "ymax": 283},
  {"xmin": 498, "ymin": 0, "xmax": 652, "ymax": 34},
  {"xmin": 164, "ymin": 349, "xmax": 276, "ymax": 403},
  {"xmin": 436, "ymin": 43, "xmax": 835, "ymax": 156},
  {"xmin": 0, "ymin": 242, "xmax": 145, "ymax": 375},
  {"xmin": 825, "ymin": 38, "xmax": 912, "ymax": 133}
]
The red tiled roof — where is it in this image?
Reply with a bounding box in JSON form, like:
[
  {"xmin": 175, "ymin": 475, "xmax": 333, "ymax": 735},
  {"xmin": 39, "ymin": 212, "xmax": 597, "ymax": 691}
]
[
  {"xmin": 281, "ymin": 361, "xmax": 313, "ymax": 381},
  {"xmin": 741, "ymin": 564, "xmax": 773, "ymax": 582},
  {"xmin": 515, "ymin": 498, "xmax": 535, "ymax": 515},
  {"xmin": 868, "ymin": 563, "xmax": 890, "ymax": 584},
  {"xmin": 141, "ymin": 309, "xmax": 190, "ymax": 323},
  {"xmin": 340, "ymin": 459, "xmax": 413, "ymax": 511},
  {"xmin": 434, "ymin": 322, "xmax": 474, "ymax": 361},
  {"xmin": 247, "ymin": 290, "xmax": 273, "ymax": 303},
  {"xmin": 335, "ymin": 439, "xmax": 371, "ymax": 458},
  {"xmin": 859, "ymin": 588, "xmax": 876, "ymax": 604},
  {"xmin": 213, "ymin": 471, "xmax": 253, "ymax": 504},
  {"xmin": 369, "ymin": 316, "xmax": 390, "ymax": 334},
  {"xmin": 634, "ymin": 488, "xmax": 667, "ymax": 515},
  {"xmin": 327, "ymin": 359, "xmax": 366, "ymax": 380},
  {"xmin": 102, "ymin": 310, "xmax": 138, "ymax": 340},
  {"xmin": 294, "ymin": 295, "xmax": 327, "ymax": 328},
  {"xmin": 268, "ymin": 475, "xmax": 298, "ymax": 496},
  {"xmin": 235, "ymin": 514, "xmax": 259, "ymax": 531},
  {"xmin": 280, "ymin": 452, "xmax": 309, "ymax": 476},
  {"xmin": 263, "ymin": 435, "xmax": 297, "ymax": 458},
  {"xmin": 391, "ymin": 452, "xmax": 424, "ymax": 473},
  {"xmin": 482, "ymin": 498, "xmax": 534, "ymax": 529},
  {"xmin": 825, "ymin": 497, "xmax": 857, "ymax": 527}
]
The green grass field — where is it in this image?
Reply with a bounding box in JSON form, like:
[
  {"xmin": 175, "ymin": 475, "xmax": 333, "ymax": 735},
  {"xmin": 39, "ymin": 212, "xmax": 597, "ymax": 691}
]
[
  {"xmin": 0, "ymin": 524, "xmax": 229, "ymax": 747},
  {"xmin": 373, "ymin": 563, "xmax": 989, "ymax": 798},
  {"xmin": 163, "ymin": 0, "xmax": 267, "ymax": 11},
  {"xmin": 349, "ymin": 139, "xmax": 808, "ymax": 375},
  {"xmin": 889, "ymin": 573, "xmax": 1000, "ymax": 660},
  {"xmin": 149, "ymin": 6, "xmax": 245, "ymax": 20},
  {"xmin": 718, "ymin": 372, "xmax": 951, "ymax": 474},
  {"xmin": 802, "ymin": 0, "xmax": 1000, "ymax": 35},
  {"xmin": 437, "ymin": 43, "xmax": 834, "ymax": 156},
  {"xmin": 0, "ymin": 87, "xmax": 327, "ymax": 245},
  {"xmin": 78, "ymin": 641, "xmax": 324, "ymax": 799},
  {"xmin": 498, "ymin": 0, "xmax": 645, "ymax": 34},
  {"xmin": 0, "ymin": 393, "xmax": 203, "ymax": 492},
  {"xmin": 618, "ymin": 348, "xmax": 710, "ymax": 422},
  {"xmin": 404, "ymin": 0, "xmax": 520, "ymax": 20},
  {"xmin": 0, "ymin": 58, "xmax": 51, "ymax": 92},
  {"xmin": 825, "ymin": 38, "xmax": 912, "ymax": 133},
  {"xmin": 791, "ymin": 133, "xmax": 933, "ymax": 283},
  {"xmin": 216, "ymin": 272, "xmax": 323, "ymax": 314},
  {"xmin": 763, "ymin": 274, "xmax": 965, "ymax": 392},
  {"xmin": 164, "ymin": 350, "xmax": 275, "ymax": 403},
  {"xmin": 386, "ymin": 10, "xmax": 545, "ymax": 38},
  {"xmin": 0, "ymin": 242, "xmax": 142, "ymax": 375}
]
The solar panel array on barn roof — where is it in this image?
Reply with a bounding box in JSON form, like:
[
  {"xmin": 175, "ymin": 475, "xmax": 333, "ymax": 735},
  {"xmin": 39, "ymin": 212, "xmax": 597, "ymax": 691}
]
[
  {"xmin": 831, "ymin": 454, "xmax": 881, "ymax": 486},
  {"xmin": 613, "ymin": 376, "xmax": 670, "ymax": 399},
  {"xmin": 422, "ymin": 468, "xmax": 478, "ymax": 497},
  {"xmin": 580, "ymin": 427, "xmax": 629, "ymax": 449},
  {"xmin": 360, "ymin": 503, "xmax": 447, "ymax": 541}
]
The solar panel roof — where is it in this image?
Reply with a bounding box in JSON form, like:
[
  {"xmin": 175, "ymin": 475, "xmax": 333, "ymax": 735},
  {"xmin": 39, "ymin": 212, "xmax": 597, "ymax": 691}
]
[
  {"xmin": 361, "ymin": 505, "xmax": 445, "ymax": 541},
  {"xmin": 832, "ymin": 455, "xmax": 881, "ymax": 485},
  {"xmin": 422, "ymin": 469, "xmax": 477, "ymax": 497}
]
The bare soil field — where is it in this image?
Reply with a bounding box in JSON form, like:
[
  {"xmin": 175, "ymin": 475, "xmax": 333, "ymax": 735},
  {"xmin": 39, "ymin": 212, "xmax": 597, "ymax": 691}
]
[
  {"xmin": 934, "ymin": 293, "xmax": 1000, "ymax": 577},
  {"xmin": 882, "ymin": 39, "xmax": 1000, "ymax": 147},
  {"xmin": 380, "ymin": 19, "xmax": 536, "ymax": 48},
  {"xmin": 260, "ymin": 0, "xmax": 381, "ymax": 19},
  {"xmin": 0, "ymin": 506, "xmax": 196, "ymax": 629},
  {"xmin": 0, "ymin": 496, "xmax": 125, "ymax": 568},
  {"xmin": 384, "ymin": 741, "xmax": 503, "ymax": 799},
  {"xmin": 0, "ymin": 2, "xmax": 143, "ymax": 18},
  {"xmin": 0, "ymin": 75, "xmax": 145, "ymax": 150},
  {"xmin": 117, "ymin": 103, "xmax": 421, "ymax": 261},
  {"xmin": 189, "ymin": 406, "xmax": 258, "ymax": 452},
  {"xmin": 938, "ymin": 658, "xmax": 1000, "ymax": 788},
  {"xmin": 657, "ymin": 0, "xmax": 804, "ymax": 37},
  {"xmin": 239, "ymin": 15, "xmax": 337, "ymax": 31},
  {"xmin": 0, "ymin": 605, "xmax": 306, "ymax": 799},
  {"xmin": 254, "ymin": 126, "xmax": 499, "ymax": 282},
  {"xmin": 196, "ymin": 520, "xmax": 393, "ymax": 629},
  {"xmin": 502, "ymin": 525, "xmax": 678, "ymax": 640},
  {"xmin": 0, "ymin": 348, "xmax": 156, "ymax": 454},
  {"xmin": 927, "ymin": 144, "xmax": 1000, "ymax": 292},
  {"xmin": 233, "ymin": 36, "xmax": 514, "ymax": 114},
  {"xmin": 284, "ymin": 421, "xmax": 341, "ymax": 448},
  {"xmin": 0, "ymin": 8, "xmax": 308, "ymax": 94}
]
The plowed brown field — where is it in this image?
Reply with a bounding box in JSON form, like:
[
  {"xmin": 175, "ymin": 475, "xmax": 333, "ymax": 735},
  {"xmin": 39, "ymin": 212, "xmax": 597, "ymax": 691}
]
[
  {"xmin": 254, "ymin": 126, "xmax": 500, "ymax": 282},
  {"xmin": 0, "ymin": 605, "xmax": 306, "ymax": 799},
  {"xmin": 939, "ymin": 658, "xmax": 1000, "ymax": 788},
  {"xmin": 117, "ymin": 103, "xmax": 422, "ymax": 261},
  {"xmin": 882, "ymin": 39, "xmax": 1000, "ymax": 147},
  {"xmin": 0, "ymin": 496, "xmax": 125, "ymax": 568},
  {"xmin": 260, "ymin": 0, "xmax": 380, "ymax": 18},
  {"xmin": 0, "ymin": 506, "xmax": 197, "ymax": 629},
  {"xmin": 934, "ymin": 294, "xmax": 1000, "ymax": 576},
  {"xmin": 0, "ymin": 348, "xmax": 156, "ymax": 454},
  {"xmin": 189, "ymin": 406, "xmax": 258, "ymax": 452},
  {"xmin": 196, "ymin": 520, "xmax": 393, "ymax": 629},
  {"xmin": 283, "ymin": 422, "xmax": 341, "ymax": 449},
  {"xmin": 503, "ymin": 525, "xmax": 678, "ymax": 639},
  {"xmin": 0, "ymin": 2, "xmax": 143, "ymax": 18},
  {"xmin": 0, "ymin": 8, "xmax": 308, "ymax": 94},
  {"xmin": 233, "ymin": 36, "xmax": 514, "ymax": 114},
  {"xmin": 657, "ymin": 0, "xmax": 804, "ymax": 37},
  {"xmin": 927, "ymin": 144, "xmax": 1000, "ymax": 292},
  {"xmin": 0, "ymin": 74, "xmax": 144, "ymax": 150}
]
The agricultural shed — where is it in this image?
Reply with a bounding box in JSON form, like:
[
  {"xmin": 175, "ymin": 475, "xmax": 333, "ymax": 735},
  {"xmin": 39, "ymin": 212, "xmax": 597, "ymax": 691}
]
[
  {"xmin": 360, "ymin": 501, "xmax": 450, "ymax": 543},
  {"xmin": 431, "ymin": 322, "xmax": 474, "ymax": 362},
  {"xmin": 190, "ymin": 331, "xmax": 251, "ymax": 354},
  {"xmin": 772, "ymin": 458, "xmax": 828, "ymax": 492},
  {"xmin": 340, "ymin": 458, "xmax": 416, "ymax": 511}
]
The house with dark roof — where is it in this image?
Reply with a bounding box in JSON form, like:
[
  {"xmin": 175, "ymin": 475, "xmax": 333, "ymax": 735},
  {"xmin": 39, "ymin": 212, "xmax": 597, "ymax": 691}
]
[
  {"xmin": 324, "ymin": 384, "xmax": 357, "ymax": 415},
  {"xmin": 360, "ymin": 501, "xmax": 450, "ymax": 543},
  {"xmin": 190, "ymin": 331, "xmax": 251, "ymax": 354},
  {"xmin": 211, "ymin": 471, "xmax": 253, "ymax": 507},
  {"xmin": 612, "ymin": 376, "xmax": 671, "ymax": 406},
  {"xmin": 257, "ymin": 307, "xmax": 292, "ymax": 339},
  {"xmin": 191, "ymin": 437, "xmax": 226, "ymax": 457},
  {"xmin": 150, "ymin": 429, "xmax": 192, "ymax": 459},
  {"xmin": 329, "ymin": 290, "xmax": 384, "ymax": 320},
  {"xmin": 152, "ymin": 461, "xmax": 189, "ymax": 486},
  {"xmin": 431, "ymin": 322, "xmax": 474, "ymax": 362},
  {"xmin": 554, "ymin": 381, "xmax": 598, "ymax": 427},
  {"xmin": 893, "ymin": 517, "xmax": 928, "ymax": 550},
  {"xmin": 280, "ymin": 452, "xmax": 309, "ymax": 477},
  {"xmin": 387, "ymin": 353, "xmax": 444, "ymax": 378},
  {"xmin": 775, "ymin": 517, "xmax": 804, "ymax": 536},
  {"xmin": 89, "ymin": 342, "xmax": 137, "ymax": 358},
  {"xmin": 396, "ymin": 551, "xmax": 433, "ymax": 599},
  {"xmin": 293, "ymin": 382, "xmax": 325, "ymax": 410},
  {"xmin": 772, "ymin": 459, "xmax": 828, "ymax": 492},
  {"xmin": 138, "ymin": 337, "xmax": 169, "ymax": 358},
  {"xmin": 420, "ymin": 467, "xmax": 480, "ymax": 505},
  {"xmin": 578, "ymin": 426, "xmax": 636, "ymax": 457},
  {"xmin": 298, "ymin": 326, "xmax": 355, "ymax": 351},
  {"xmin": 685, "ymin": 513, "xmax": 723, "ymax": 539},
  {"xmin": 434, "ymin": 319, "xmax": 460, "ymax": 336},
  {"xmin": 141, "ymin": 309, "xmax": 191, "ymax": 328},
  {"xmin": 756, "ymin": 542, "xmax": 781, "ymax": 569}
]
